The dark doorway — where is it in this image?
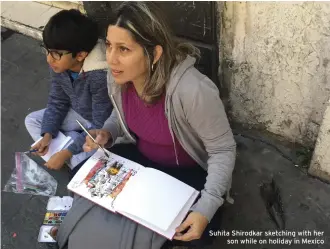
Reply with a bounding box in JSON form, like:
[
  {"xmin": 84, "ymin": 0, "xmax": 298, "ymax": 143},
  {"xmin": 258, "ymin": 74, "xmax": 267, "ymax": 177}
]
[{"xmin": 83, "ymin": 1, "xmax": 219, "ymax": 86}]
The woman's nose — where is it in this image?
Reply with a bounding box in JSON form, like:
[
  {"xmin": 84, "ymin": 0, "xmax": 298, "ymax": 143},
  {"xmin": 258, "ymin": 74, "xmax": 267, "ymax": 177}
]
[{"xmin": 107, "ymin": 49, "xmax": 119, "ymax": 65}]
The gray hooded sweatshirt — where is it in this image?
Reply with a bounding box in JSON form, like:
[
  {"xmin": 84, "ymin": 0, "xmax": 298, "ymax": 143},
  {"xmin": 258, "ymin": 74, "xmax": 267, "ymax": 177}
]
[
  {"xmin": 56, "ymin": 56, "xmax": 236, "ymax": 249},
  {"xmin": 102, "ymin": 55, "xmax": 236, "ymax": 222}
]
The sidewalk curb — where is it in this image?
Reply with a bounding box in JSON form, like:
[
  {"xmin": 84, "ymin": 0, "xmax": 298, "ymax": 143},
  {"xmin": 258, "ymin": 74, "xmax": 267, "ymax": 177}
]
[
  {"xmin": 36, "ymin": 1, "xmax": 85, "ymax": 13},
  {"xmin": 1, "ymin": 17, "xmax": 42, "ymax": 41},
  {"xmin": 1, "ymin": 1, "xmax": 85, "ymax": 41}
]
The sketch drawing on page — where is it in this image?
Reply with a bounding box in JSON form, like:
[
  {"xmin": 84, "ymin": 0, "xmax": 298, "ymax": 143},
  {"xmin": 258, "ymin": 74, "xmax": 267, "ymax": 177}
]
[{"xmin": 79, "ymin": 157, "xmax": 137, "ymax": 199}]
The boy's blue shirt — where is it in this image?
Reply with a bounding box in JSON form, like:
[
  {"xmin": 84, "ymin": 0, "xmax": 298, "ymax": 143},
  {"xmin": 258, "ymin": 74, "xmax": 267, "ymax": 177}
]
[
  {"xmin": 41, "ymin": 40, "xmax": 113, "ymax": 155},
  {"xmin": 68, "ymin": 70, "xmax": 79, "ymax": 81}
]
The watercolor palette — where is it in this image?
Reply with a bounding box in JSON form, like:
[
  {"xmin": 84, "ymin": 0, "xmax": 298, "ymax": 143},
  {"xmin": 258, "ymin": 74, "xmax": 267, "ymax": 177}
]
[
  {"xmin": 38, "ymin": 196, "xmax": 73, "ymax": 243},
  {"xmin": 43, "ymin": 211, "xmax": 67, "ymax": 225}
]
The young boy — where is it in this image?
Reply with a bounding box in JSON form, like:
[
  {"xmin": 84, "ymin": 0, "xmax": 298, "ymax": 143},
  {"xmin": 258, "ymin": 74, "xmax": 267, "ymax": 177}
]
[{"xmin": 25, "ymin": 9, "xmax": 112, "ymax": 171}]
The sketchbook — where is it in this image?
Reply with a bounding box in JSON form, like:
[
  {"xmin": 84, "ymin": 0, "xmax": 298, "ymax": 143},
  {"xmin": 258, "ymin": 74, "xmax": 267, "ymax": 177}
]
[
  {"xmin": 31, "ymin": 132, "xmax": 73, "ymax": 162},
  {"xmin": 67, "ymin": 149, "xmax": 200, "ymax": 240}
]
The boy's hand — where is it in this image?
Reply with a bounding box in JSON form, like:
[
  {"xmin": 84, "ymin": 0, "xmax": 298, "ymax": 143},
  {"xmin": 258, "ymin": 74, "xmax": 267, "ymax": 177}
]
[
  {"xmin": 45, "ymin": 149, "xmax": 72, "ymax": 170},
  {"xmin": 83, "ymin": 129, "xmax": 112, "ymax": 152},
  {"xmin": 31, "ymin": 133, "xmax": 52, "ymax": 156}
]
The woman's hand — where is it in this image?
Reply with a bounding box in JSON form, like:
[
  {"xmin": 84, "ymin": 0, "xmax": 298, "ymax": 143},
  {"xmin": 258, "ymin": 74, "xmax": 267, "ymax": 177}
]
[
  {"xmin": 83, "ymin": 129, "xmax": 112, "ymax": 152},
  {"xmin": 173, "ymin": 211, "xmax": 209, "ymax": 241}
]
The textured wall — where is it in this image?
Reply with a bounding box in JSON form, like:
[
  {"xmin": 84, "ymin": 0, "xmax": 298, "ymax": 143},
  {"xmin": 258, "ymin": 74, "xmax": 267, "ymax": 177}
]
[
  {"xmin": 309, "ymin": 100, "xmax": 330, "ymax": 182},
  {"xmin": 220, "ymin": 2, "xmax": 330, "ymax": 146}
]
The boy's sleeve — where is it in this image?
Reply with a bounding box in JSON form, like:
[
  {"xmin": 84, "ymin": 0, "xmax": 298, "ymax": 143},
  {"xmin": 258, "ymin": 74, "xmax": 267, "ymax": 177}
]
[
  {"xmin": 66, "ymin": 70, "xmax": 112, "ymax": 156},
  {"xmin": 41, "ymin": 69, "xmax": 71, "ymax": 138},
  {"xmin": 89, "ymin": 70, "xmax": 113, "ymax": 129}
]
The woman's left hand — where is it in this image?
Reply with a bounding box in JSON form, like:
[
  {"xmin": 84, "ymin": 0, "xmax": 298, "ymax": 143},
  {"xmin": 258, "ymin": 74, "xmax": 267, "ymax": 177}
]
[{"xmin": 173, "ymin": 211, "xmax": 208, "ymax": 241}]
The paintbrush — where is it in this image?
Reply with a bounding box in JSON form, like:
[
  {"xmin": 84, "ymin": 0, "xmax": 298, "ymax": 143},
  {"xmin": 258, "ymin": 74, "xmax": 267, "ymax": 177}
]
[
  {"xmin": 24, "ymin": 148, "xmax": 38, "ymax": 154},
  {"xmin": 76, "ymin": 120, "xmax": 110, "ymax": 158}
]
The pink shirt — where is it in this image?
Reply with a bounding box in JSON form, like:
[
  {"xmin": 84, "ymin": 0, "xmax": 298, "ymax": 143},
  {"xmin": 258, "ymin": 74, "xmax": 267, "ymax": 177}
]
[{"xmin": 122, "ymin": 84, "xmax": 197, "ymax": 167}]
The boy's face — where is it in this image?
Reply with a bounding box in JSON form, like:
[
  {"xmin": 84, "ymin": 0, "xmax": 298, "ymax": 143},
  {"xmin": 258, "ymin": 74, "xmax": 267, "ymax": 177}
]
[{"xmin": 43, "ymin": 47, "xmax": 87, "ymax": 73}]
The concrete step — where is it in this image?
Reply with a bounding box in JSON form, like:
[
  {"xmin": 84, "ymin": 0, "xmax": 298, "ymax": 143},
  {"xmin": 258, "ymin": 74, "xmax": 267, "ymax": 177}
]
[
  {"xmin": 1, "ymin": 1, "xmax": 84, "ymax": 41},
  {"xmin": 36, "ymin": 1, "xmax": 85, "ymax": 13}
]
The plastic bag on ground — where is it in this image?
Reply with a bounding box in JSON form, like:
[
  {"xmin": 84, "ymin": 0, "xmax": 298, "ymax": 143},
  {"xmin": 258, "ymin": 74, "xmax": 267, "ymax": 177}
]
[{"xmin": 3, "ymin": 152, "xmax": 57, "ymax": 196}]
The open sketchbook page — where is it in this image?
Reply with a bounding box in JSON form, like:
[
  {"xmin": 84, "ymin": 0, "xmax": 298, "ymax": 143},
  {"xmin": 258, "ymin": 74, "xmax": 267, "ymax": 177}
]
[
  {"xmin": 114, "ymin": 167, "xmax": 197, "ymax": 231},
  {"xmin": 67, "ymin": 149, "xmax": 144, "ymax": 212},
  {"xmin": 31, "ymin": 132, "xmax": 72, "ymax": 162},
  {"xmin": 118, "ymin": 187, "xmax": 199, "ymax": 240}
]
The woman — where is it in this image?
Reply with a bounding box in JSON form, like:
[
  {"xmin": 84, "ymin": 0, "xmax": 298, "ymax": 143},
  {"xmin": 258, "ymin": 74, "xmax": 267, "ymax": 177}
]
[{"xmin": 57, "ymin": 2, "xmax": 236, "ymax": 249}]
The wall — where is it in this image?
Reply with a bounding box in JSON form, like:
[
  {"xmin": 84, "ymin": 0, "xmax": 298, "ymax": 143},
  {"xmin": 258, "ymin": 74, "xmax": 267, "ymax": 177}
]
[
  {"xmin": 309, "ymin": 99, "xmax": 330, "ymax": 182},
  {"xmin": 219, "ymin": 2, "xmax": 330, "ymax": 147}
]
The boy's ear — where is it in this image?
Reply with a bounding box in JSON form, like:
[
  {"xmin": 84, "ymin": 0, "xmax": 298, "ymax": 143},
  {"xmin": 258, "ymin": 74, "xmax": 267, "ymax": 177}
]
[{"xmin": 75, "ymin": 51, "xmax": 88, "ymax": 62}]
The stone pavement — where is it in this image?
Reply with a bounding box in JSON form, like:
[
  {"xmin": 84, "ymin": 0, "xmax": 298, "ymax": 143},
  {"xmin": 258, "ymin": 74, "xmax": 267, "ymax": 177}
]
[
  {"xmin": 1, "ymin": 31, "xmax": 70, "ymax": 249},
  {"xmin": 1, "ymin": 32, "xmax": 330, "ymax": 249}
]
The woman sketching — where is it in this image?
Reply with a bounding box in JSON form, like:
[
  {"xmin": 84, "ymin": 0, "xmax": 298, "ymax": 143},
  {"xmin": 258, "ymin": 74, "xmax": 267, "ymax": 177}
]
[{"xmin": 57, "ymin": 2, "xmax": 236, "ymax": 249}]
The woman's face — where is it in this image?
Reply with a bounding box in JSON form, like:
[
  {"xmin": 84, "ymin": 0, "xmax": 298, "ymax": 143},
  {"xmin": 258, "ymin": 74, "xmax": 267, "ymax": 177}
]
[{"xmin": 106, "ymin": 25, "xmax": 148, "ymax": 85}]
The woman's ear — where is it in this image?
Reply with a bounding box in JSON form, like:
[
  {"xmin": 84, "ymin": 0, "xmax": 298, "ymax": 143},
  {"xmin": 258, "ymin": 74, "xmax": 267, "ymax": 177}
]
[
  {"xmin": 75, "ymin": 51, "xmax": 88, "ymax": 62},
  {"xmin": 153, "ymin": 45, "xmax": 163, "ymax": 64}
]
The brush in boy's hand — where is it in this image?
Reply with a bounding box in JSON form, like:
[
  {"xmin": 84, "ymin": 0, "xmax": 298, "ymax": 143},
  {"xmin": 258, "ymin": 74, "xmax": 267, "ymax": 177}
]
[{"xmin": 24, "ymin": 148, "xmax": 38, "ymax": 154}]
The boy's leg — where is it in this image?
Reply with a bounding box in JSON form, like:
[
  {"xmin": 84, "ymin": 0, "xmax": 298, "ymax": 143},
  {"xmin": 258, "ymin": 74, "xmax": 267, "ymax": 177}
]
[
  {"xmin": 25, "ymin": 108, "xmax": 91, "ymax": 141},
  {"xmin": 56, "ymin": 109, "xmax": 95, "ymax": 169},
  {"xmin": 62, "ymin": 130, "xmax": 96, "ymax": 170},
  {"xmin": 25, "ymin": 109, "xmax": 46, "ymax": 141},
  {"xmin": 70, "ymin": 150, "xmax": 96, "ymax": 169},
  {"xmin": 60, "ymin": 108, "xmax": 92, "ymax": 132}
]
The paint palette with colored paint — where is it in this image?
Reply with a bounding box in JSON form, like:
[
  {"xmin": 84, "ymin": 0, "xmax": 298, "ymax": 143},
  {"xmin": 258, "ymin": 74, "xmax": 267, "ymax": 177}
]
[
  {"xmin": 38, "ymin": 196, "xmax": 73, "ymax": 243},
  {"xmin": 43, "ymin": 211, "xmax": 67, "ymax": 225}
]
